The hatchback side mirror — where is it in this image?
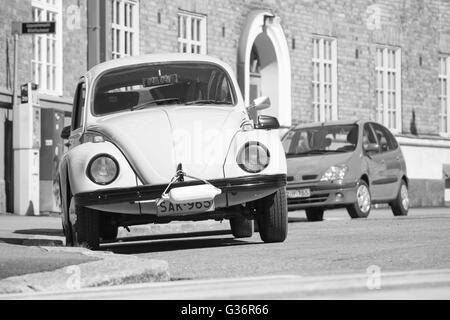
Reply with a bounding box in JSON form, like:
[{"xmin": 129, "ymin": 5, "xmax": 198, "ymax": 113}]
[
  {"xmin": 255, "ymin": 115, "xmax": 280, "ymax": 130},
  {"xmin": 364, "ymin": 143, "xmax": 379, "ymax": 153},
  {"xmin": 61, "ymin": 126, "xmax": 71, "ymax": 140}
]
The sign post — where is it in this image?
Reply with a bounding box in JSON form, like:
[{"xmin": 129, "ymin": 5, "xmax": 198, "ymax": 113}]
[{"xmin": 11, "ymin": 22, "xmax": 55, "ymax": 215}]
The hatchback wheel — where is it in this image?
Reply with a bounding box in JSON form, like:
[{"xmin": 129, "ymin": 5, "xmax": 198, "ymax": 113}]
[
  {"xmin": 347, "ymin": 180, "xmax": 371, "ymax": 219},
  {"xmin": 305, "ymin": 208, "xmax": 324, "ymax": 222},
  {"xmin": 390, "ymin": 180, "xmax": 409, "ymax": 216}
]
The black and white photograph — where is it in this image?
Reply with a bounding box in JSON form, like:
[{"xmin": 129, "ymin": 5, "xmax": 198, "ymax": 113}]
[{"xmin": 0, "ymin": 0, "xmax": 449, "ymax": 306}]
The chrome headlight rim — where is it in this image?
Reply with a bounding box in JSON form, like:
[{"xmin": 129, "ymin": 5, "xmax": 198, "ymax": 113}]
[
  {"xmin": 87, "ymin": 154, "xmax": 120, "ymax": 186},
  {"xmin": 236, "ymin": 141, "xmax": 271, "ymax": 174}
]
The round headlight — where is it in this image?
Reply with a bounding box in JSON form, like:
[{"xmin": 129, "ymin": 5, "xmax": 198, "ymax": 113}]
[
  {"xmin": 88, "ymin": 155, "xmax": 119, "ymax": 185},
  {"xmin": 237, "ymin": 142, "xmax": 270, "ymax": 173}
]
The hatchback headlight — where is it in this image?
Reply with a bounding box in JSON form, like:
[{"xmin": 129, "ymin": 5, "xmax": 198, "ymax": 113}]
[
  {"xmin": 88, "ymin": 155, "xmax": 119, "ymax": 185},
  {"xmin": 320, "ymin": 165, "xmax": 348, "ymax": 183},
  {"xmin": 236, "ymin": 142, "xmax": 270, "ymax": 173}
]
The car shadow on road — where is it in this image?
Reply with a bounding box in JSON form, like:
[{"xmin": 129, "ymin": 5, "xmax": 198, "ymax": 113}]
[
  {"xmin": 288, "ymin": 217, "xmax": 308, "ymax": 223},
  {"xmin": 102, "ymin": 231, "xmax": 261, "ymax": 254},
  {"xmin": 14, "ymin": 229, "xmax": 64, "ymax": 237}
]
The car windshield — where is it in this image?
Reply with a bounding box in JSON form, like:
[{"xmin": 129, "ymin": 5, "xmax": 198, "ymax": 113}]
[
  {"xmin": 283, "ymin": 124, "xmax": 359, "ymax": 157},
  {"xmin": 93, "ymin": 62, "xmax": 236, "ymax": 115}
]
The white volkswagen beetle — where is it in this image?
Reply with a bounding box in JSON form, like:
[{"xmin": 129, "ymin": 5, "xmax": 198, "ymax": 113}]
[{"xmin": 59, "ymin": 54, "xmax": 288, "ymax": 249}]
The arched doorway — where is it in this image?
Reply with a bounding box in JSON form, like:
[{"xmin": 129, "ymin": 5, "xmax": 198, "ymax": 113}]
[{"xmin": 238, "ymin": 10, "xmax": 291, "ymax": 127}]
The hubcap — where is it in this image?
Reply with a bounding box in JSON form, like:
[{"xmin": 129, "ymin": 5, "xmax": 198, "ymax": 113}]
[
  {"xmin": 400, "ymin": 184, "xmax": 409, "ymax": 211},
  {"xmin": 357, "ymin": 184, "xmax": 371, "ymax": 213}
]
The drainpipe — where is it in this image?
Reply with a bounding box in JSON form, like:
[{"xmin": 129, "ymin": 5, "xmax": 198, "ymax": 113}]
[{"xmin": 87, "ymin": 0, "xmax": 107, "ymax": 69}]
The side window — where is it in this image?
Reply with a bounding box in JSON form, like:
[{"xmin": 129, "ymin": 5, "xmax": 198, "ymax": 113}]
[
  {"xmin": 363, "ymin": 124, "xmax": 378, "ymax": 150},
  {"xmin": 72, "ymin": 82, "xmax": 86, "ymax": 130},
  {"xmin": 382, "ymin": 126, "xmax": 399, "ymax": 150},
  {"xmin": 371, "ymin": 123, "xmax": 394, "ymax": 152}
]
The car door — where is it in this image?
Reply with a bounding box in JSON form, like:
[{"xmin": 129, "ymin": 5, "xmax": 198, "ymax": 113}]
[
  {"xmin": 362, "ymin": 123, "xmax": 385, "ymax": 201},
  {"xmin": 370, "ymin": 123, "xmax": 401, "ymax": 200}
]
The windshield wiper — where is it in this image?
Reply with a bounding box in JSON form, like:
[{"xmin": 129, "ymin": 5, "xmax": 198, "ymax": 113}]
[
  {"xmin": 131, "ymin": 98, "xmax": 180, "ymax": 111},
  {"xmin": 287, "ymin": 149, "xmax": 352, "ymax": 157},
  {"xmin": 184, "ymin": 100, "xmax": 233, "ymax": 106},
  {"xmin": 286, "ymin": 150, "xmax": 328, "ymax": 157}
]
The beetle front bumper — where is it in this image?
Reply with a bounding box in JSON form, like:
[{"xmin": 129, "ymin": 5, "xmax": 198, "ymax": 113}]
[
  {"xmin": 286, "ymin": 181, "xmax": 358, "ymax": 211},
  {"xmin": 74, "ymin": 174, "xmax": 287, "ymax": 209}
]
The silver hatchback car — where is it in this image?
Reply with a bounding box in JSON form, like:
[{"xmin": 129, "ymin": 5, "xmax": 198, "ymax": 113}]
[{"xmin": 282, "ymin": 120, "xmax": 410, "ymax": 221}]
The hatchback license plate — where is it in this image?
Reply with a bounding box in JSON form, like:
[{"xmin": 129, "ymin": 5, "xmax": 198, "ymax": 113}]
[
  {"xmin": 287, "ymin": 189, "xmax": 311, "ymax": 199},
  {"xmin": 157, "ymin": 200, "xmax": 215, "ymax": 215}
]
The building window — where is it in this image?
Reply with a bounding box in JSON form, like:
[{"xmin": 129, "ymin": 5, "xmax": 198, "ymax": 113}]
[
  {"xmin": 439, "ymin": 55, "xmax": 450, "ymax": 135},
  {"xmin": 312, "ymin": 37, "xmax": 337, "ymax": 122},
  {"xmin": 376, "ymin": 47, "xmax": 402, "ymax": 131},
  {"xmin": 111, "ymin": 0, "xmax": 139, "ymax": 59},
  {"xmin": 177, "ymin": 11, "xmax": 207, "ymax": 54},
  {"xmin": 32, "ymin": 0, "xmax": 63, "ymax": 95}
]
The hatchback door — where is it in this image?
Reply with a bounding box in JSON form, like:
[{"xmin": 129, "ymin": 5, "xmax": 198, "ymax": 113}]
[
  {"xmin": 369, "ymin": 123, "xmax": 402, "ymax": 200},
  {"xmin": 362, "ymin": 123, "xmax": 385, "ymax": 201}
]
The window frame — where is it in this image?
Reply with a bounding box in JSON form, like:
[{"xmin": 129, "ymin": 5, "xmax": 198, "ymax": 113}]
[
  {"xmin": 375, "ymin": 46, "xmax": 402, "ymax": 133},
  {"xmin": 439, "ymin": 55, "xmax": 450, "ymax": 136},
  {"xmin": 111, "ymin": 0, "xmax": 140, "ymax": 59},
  {"xmin": 177, "ymin": 11, "xmax": 207, "ymax": 54},
  {"xmin": 31, "ymin": 0, "xmax": 63, "ymax": 96},
  {"xmin": 311, "ymin": 36, "xmax": 338, "ymax": 122},
  {"xmin": 370, "ymin": 122, "xmax": 398, "ymax": 153},
  {"xmin": 71, "ymin": 81, "xmax": 86, "ymax": 131}
]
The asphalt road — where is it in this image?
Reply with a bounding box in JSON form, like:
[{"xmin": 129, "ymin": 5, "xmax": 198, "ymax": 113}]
[{"xmin": 104, "ymin": 208, "xmax": 450, "ymax": 281}]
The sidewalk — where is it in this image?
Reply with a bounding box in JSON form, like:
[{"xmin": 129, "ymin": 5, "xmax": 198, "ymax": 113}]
[{"xmin": 0, "ymin": 213, "xmax": 174, "ymax": 294}]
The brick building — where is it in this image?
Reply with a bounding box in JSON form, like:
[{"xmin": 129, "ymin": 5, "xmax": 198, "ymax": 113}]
[{"xmin": 1, "ymin": 0, "xmax": 450, "ymax": 213}]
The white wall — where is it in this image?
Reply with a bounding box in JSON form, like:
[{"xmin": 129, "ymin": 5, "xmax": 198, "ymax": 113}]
[{"xmin": 397, "ymin": 136, "xmax": 450, "ymax": 180}]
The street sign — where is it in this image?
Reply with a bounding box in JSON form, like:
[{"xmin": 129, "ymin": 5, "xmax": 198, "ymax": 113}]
[{"xmin": 12, "ymin": 21, "xmax": 56, "ymax": 35}]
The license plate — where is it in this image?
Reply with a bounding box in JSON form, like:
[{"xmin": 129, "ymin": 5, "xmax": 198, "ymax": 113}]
[
  {"xmin": 287, "ymin": 189, "xmax": 311, "ymax": 199},
  {"xmin": 157, "ymin": 200, "xmax": 215, "ymax": 215}
]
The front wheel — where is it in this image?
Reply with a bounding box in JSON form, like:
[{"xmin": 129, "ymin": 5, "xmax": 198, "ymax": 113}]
[
  {"xmin": 255, "ymin": 187, "xmax": 288, "ymax": 243},
  {"xmin": 390, "ymin": 180, "xmax": 409, "ymax": 216},
  {"xmin": 347, "ymin": 180, "xmax": 371, "ymax": 219},
  {"xmin": 69, "ymin": 197, "xmax": 100, "ymax": 250}
]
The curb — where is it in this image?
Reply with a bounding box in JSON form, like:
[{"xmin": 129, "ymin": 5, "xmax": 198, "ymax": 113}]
[{"xmin": 0, "ymin": 247, "xmax": 170, "ymax": 295}]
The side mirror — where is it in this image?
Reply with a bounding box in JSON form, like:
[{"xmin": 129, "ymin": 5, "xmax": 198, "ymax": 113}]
[
  {"xmin": 248, "ymin": 96, "xmax": 271, "ymax": 112},
  {"xmin": 364, "ymin": 143, "xmax": 379, "ymax": 153},
  {"xmin": 255, "ymin": 115, "xmax": 280, "ymax": 130},
  {"xmin": 61, "ymin": 126, "xmax": 71, "ymax": 140}
]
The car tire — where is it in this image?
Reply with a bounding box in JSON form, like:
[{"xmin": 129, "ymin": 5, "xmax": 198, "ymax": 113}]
[
  {"xmin": 347, "ymin": 180, "xmax": 371, "ymax": 219},
  {"xmin": 255, "ymin": 187, "xmax": 288, "ymax": 243},
  {"xmin": 305, "ymin": 208, "xmax": 324, "ymax": 222},
  {"xmin": 390, "ymin": 180, "xmax": 409, "ymax": 217},
  {"xmin": 230, "ymin": 215, "xmax": 253, "ymax": 238},
  {"xmin": 69, "ymin": 197, "xmax": 100, "ymax": 250},
  {"xmin": 60, "ymin": 183, "xmax": 74, "ymax": 247}
]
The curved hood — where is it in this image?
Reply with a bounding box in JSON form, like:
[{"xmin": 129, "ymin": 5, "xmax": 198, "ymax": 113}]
[
  {"xmin": 89, "ymin": 106, "xmax": 246, "ymax": 184},
  {"xmin": 287, "ymin": 152, "xmax": 354, "ymax": 181}
]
